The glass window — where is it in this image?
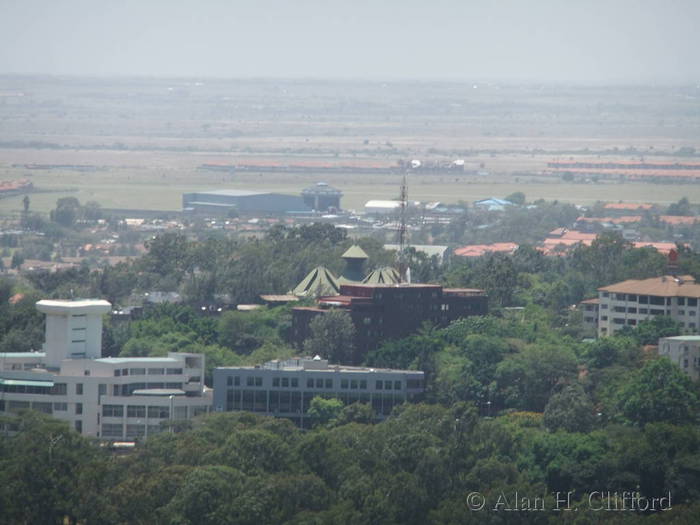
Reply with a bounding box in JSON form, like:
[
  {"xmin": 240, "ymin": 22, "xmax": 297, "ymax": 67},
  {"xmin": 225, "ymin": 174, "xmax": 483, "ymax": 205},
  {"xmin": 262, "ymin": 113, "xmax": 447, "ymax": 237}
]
[
  {"xmin": 102, "ymin": 423, "xmax": 123, "ymax": 438},
  {"xmin": 307, "ymin": 378, "xmax": 314, "ymax": 388},
  {"xmin": 325, "ymin": 379, "xmax": 332, "ymax": 389},
  {"xmin": 385, "ymin": 380, "xmax": 392, "ymax": 390},
  {"xmin": 234, "ymin": 376, "xmax": 240, "ymax": 386},
  {"xmin": 51, "ymin": 383, "xmax": 67, "ymax": 395},
  {"xmin": 129, "ymin": 368, "xmax": 146, "ymax": 376},
  {"xmin": 282, "ymin": 377, "xmax": 289, "ymax": 387},
  {"xmin": 273, "ymin": 377, "xmax": 280, "ymax": 387},
  {"xmin": 341, "ymin": 379, "xmax": 348, "ymax": 389},
  {"xmin": 227, "ymin": 376, "xmax": 233, "ymax": 386},
  {"xmin": 350, "ymin": 380, "xmax": 358, "ymax": 389},
  {"xmin": 75, "ymin": 403, "xmax": 83, "ymax": 415},
  {"xmin": 32, "ymin": 402, "xmax": 52, "ymax": 414},
  {"xmin": 394, "ymin": 380, "xmax": 402, "ymax": 390},
  {"xmin": 316, "ymin": 378, "xmax": 324, "ymax": 388},
  {"xmin": 376, "ymin": 380, "xmax": 383, "ymax": 390},
  {"xmin": 166, "ymin": 368, "xmax": 183, "ymax": 375},
  {"xmin": 126, "ymin": 424, "xmax": 146, "ymax": 439},
  {"xmin": 360, "ymin": 380, "xmax": 367, "ymax": 389},
  {"xmin": 53, "ymin": 402, "xmax": 68, "ymax": 411},
  {"xmin": 689, "ymin": 298, "xmax": 698, "ymax": 307},
  {"xmin": 75, "ymin": 383, "xmax": 83, "ymax": 395},
  {"xmin": 174, "ymin": 406, "xmax": 188, "ymax": 419},
  {"xmin": 678, "ymin": 297, "xmax": 686, "ymax": 306},
  {"xmin": 147, "ymin": 406, "xmax": 170, "ymax": 418},
  {"xmin": 127, "ymin": 405, "xmax": 146, "ymax": 418},
  {"xmin": 291, "ymin": 378, "xmax": 298, "ymax": 388},
  {"xmin": 148, "ymin": 368, "xmax": 164, "ymax": 375},
  {"xmin": 103, "ymin": 405, "xmax": 123, "ymax": 417},
  {"xmin": 247, "ymin": 376, "xmax": 255, "ymax": 386},
  {"xmin": 255, "ymin": 377, "xmax": 262, "ymax": 387}
]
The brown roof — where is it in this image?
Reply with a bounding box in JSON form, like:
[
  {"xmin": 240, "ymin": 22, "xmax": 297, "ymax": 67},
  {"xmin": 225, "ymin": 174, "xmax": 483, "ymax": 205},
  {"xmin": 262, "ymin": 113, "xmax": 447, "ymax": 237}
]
[
  {"xmin": 259, "ymin": 294, "xmax": 299, "ymax": 303},
  {"xmin": 454, "ymin": 242, "xmax": 519, "ymax": 257},
  {"xmin": 599, "ymin": 275, "xmax": 700, "ymax": 298},
  {"xmin": 603, "ymin": 203, "xmax": 654, "ymax": 210},
  {"xmin": 580, "ymin": 298, "xmax": 600, "ymax": 304},
  {"xmin": 659, "ymin": 215, "xmax": 698, "ymax": 225}
]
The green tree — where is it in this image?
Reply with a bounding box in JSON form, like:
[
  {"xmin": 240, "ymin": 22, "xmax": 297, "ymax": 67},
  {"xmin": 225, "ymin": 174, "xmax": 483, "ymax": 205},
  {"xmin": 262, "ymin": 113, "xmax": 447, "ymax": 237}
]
[
  {"xmin": 10, "ymin": 250, "xmax": 24, "ymax": 269},
  {"xmin": 304, "ymin": 309, "xmax": 356, "ymax": 364},
  {"xmin": 543, "ymin": 383, "xmax": 596, "ymax": 433},
  {"xmin": 307, "ymin": 397, "xmax": 344, "ymax": 427},
  {"xmin": 51, "ymin": 197, "xmax": 82, "ymax": 228},
  {"xmin": 616, "ymin": 357, "xmax": 700, "ymax": 426},
  {"xmin": 504, "ymin": 191, "xmax": 526, "ymax": 205}
]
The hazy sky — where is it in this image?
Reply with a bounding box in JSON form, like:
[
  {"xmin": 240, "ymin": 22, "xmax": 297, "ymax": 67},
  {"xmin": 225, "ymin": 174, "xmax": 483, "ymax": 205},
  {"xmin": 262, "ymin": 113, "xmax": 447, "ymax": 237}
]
[{"xmin": 1, "ymin": 0, "xmax": 698, "ymax": 83}]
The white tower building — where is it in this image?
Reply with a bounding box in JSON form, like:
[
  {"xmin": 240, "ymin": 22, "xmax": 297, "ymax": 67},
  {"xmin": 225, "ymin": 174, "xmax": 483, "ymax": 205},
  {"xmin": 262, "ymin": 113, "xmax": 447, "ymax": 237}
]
[{"xmin": 36, "ymin": 300, "xmax": 112, "ymax": 368}]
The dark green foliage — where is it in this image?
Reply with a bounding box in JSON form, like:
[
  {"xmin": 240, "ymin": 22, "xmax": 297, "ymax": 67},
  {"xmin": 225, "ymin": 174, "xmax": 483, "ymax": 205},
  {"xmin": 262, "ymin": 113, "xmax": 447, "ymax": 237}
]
[
  {"xmin": 304, "ymin": 309, "xmax": 356, "ymax": 364},
  {"xmin": 543, "ymin": 383, "xmax": 596, "ymax": 433},
  {"xmin": 615, "ymin": 358, "xmax": 700, "ymax": 426}
]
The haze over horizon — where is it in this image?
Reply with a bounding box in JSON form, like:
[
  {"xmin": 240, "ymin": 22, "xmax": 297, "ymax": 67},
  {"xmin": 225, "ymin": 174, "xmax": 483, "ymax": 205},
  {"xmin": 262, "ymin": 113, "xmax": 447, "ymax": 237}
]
[{"xmin": 1, "ymin": 0, "xmax": 699, "ymax": 85}]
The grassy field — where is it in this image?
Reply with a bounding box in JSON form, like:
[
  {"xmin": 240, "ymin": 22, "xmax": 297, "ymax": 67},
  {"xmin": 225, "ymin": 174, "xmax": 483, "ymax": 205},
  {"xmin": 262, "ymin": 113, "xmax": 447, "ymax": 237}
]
[
  {"xmin": 0, "ymin": 77, "xmax": 698, "ymax": 216},
  {"xmin": 1, "ymin": 160, "xmax": 699, "ymax": 216}
]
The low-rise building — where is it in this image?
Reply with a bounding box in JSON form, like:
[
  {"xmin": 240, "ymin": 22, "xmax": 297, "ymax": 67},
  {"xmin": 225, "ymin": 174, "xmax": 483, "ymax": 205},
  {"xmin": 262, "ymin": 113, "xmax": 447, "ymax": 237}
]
[
  {"xmin": 213, "ymin": 356, "xmax": 424, "ymax": 427},
  {"xmin": 658, "ymin": 336, "xmax": 700, "ymax": 381},
  {"xmin": 0, "ymin": 299, "xmax": 211, "ymax": 440},
  {"xmin": 592, "ymin": 275, "xmax": 700, "ymax": 337}
]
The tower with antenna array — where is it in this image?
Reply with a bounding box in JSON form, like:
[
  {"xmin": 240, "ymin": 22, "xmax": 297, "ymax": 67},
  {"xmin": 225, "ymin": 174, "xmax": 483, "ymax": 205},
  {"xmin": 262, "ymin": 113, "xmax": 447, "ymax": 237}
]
[{"xmin": 396, "ymin": 172, "xmax": 409, "ymax": 283}]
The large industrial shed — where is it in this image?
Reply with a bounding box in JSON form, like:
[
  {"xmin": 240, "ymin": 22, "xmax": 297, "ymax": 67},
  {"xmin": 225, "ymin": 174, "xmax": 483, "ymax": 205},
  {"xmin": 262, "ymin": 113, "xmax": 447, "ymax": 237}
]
[{"xmin": 182, "ymin": 189, "xmax": 311, "ymax": 215}]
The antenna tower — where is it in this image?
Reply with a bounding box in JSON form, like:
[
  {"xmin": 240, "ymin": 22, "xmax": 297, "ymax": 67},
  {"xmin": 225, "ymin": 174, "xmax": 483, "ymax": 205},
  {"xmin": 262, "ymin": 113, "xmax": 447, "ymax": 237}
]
[{"xmin": 397, "ymin": 172, "xmax": 408, "ymax": 283}]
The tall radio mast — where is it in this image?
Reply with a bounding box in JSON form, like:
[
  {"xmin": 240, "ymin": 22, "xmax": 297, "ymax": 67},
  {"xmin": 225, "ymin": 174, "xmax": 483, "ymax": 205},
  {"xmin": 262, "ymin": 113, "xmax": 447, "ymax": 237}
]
[{"xmin": 397, "ymin": 172, "xmax": 409, "ymax": 283}]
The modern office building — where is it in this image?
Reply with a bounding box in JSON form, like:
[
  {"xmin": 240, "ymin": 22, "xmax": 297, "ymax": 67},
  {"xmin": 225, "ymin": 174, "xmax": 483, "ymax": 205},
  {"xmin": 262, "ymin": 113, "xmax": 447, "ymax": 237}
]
[
  {"xmin": 590, "ymin": 275, "xmax": 700, "ymax": 337},
  {"xmin": 292, "ymin": 283, "xmax": 488, "ymax": 361},
  {"xmin": 658, "ymin": 336, "xmax": 700, "ymax": 381},
  {"xmin": 0, "ymin": 299, "xmax": 212, "ymax": 440},
  {"xmin": 213, "ymin": 356, "xmax": 424, "ymax": 427}
]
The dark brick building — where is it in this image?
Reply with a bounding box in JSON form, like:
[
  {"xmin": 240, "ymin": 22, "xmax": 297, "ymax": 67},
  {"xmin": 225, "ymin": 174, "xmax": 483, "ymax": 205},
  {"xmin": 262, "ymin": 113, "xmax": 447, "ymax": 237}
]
[{"xmin": 292, "ymin": 283, "xmax": 488, "ymax": 363}]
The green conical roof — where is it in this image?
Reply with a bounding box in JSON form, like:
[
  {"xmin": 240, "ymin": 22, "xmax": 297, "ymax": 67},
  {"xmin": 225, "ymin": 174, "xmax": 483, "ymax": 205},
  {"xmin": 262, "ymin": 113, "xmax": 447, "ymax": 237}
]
[
  {"xmin": 362, "ymin": 266, "xmax": 400, "ymax": 285},
  {"xmin": 342, "ymin": 245, "xmax": 369, "ymax": 260},
  {"xmin": 290, "ymin": 266, "xmax": 340, "ymax": 297}
]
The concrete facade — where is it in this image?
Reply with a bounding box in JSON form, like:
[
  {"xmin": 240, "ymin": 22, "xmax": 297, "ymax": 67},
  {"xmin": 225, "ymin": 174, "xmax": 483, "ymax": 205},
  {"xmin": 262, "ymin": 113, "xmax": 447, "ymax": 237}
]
[
  {"xmin": 659, "ymin": 336, "xmax": 700, "ymax": 381},
  {"xmin": 213, "ymin": 357, "xmax": 424, "ymax": 427},
  {"xmin": 590, "ymin": 275, "xmax": 700, "ymax": 337},
  {"xmin": 0, "ymin": 300, "xmax": 212, "ymax": 440}
]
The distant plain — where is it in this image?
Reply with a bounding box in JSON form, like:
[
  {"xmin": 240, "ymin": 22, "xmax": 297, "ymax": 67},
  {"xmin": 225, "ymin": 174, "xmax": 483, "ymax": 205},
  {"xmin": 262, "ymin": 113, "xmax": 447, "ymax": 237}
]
[{"xmin": 0, "ymin": 77, "xmax": 698, "ymax": 215}]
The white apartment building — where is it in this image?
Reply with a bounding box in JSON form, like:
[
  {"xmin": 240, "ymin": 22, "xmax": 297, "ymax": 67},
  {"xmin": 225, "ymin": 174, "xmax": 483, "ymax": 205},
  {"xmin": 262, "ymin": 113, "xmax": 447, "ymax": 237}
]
[
  {"xmin": 659, "ymin": 335, "xmax": 700, "ymax": 381},
  {"xmin": 213, "ymin": 356, "xmax": 425, "ymax": 428},
  {"xmin": 0, "ymin": 299, "xmax": 211, "ymax": 440},
  {"xmin": 590, "ymin": 275, "xmax": 700, "ymax": 337}
]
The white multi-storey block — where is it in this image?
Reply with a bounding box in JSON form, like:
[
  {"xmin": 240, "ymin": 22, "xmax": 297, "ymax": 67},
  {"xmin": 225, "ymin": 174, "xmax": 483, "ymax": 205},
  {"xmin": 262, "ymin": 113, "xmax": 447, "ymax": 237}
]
[
  {"xmin": 0, "ymin": 299, "xmax": 211, "ymax": 440},
  {"xmin": 659, "ymin": 335, "xmax": 700, "ymax": 381},
  {"xmin": 583, "ymin": 275, "xmax": 700, "ymax": 337}
]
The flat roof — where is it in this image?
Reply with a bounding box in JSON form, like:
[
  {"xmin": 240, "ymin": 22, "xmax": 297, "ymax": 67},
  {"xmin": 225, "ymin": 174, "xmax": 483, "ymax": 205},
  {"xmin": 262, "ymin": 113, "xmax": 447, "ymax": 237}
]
[
  {"xmin": 216, "ymin": 365, "xmax": 421, "ymax": 374},
  {"xmin": 0, "ymin": 352, "xmax": 45, "ymax": 359},
  {"xmin": 131, "ymin": 388, "xmax": 186, "ymax": 396},
  {"xmin": 36, "ymin": 299, "xmax": 112, "ymax": 315},
  {"xmin": 661, "ymin": 336, "xmax": 700, "ymax": 341},
  {"xmin": 95, "ymin": 357, "xmax": 182, "ymax": 364},
  {"xmin": 191, "ymin": 189, "xmax": 271, "ymax": 197}
]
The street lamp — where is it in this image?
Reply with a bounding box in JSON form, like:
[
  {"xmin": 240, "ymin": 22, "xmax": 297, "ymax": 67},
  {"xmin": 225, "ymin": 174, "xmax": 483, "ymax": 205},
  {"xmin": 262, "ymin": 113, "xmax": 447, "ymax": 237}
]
[{"xmin": 169, "ymin": 395, "xmax": 174, "ymax": 434}]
